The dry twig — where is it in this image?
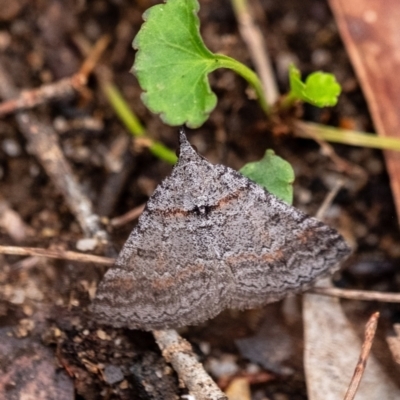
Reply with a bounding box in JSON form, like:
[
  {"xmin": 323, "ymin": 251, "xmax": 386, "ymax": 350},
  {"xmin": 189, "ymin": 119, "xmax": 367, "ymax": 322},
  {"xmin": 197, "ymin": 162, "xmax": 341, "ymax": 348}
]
[
  {"xmin": 311, "ymin": 286, "xmax": 400, "ymax": 303},
  {"xmin": 231, "ymin": 0, "xmax": 279, "ymax": 105},
  {"xmin": 0, "ymin": 245, "xmax": 114, "ymax": 266},
  {"xmin": 153, "ymin": 329, "xmax": 228, "ymax": 400},
  {"xmin": 343, "ymin": 312, "xmax": 379, "ymax": 400},
  {"xmin": 3, "ymin": 244, "xmax": 400, "ymax": 305},
  {"xmin": 0, "ymin": 36, "xmax": 110, "ymax": 117},
  {"xmin": 315, "ymin": 178, "xmax": 344, "ymax": 220},
  {"xmin": 97, "ymin": 134, "xmax": 135, "ymax": 217},
  {"xmin": 110, "ymin": 203, "xmax": 146, "ymax": 227},
  {"xmin": 386, "ymin": 324, "xmax": 400, "ymax": 365}
]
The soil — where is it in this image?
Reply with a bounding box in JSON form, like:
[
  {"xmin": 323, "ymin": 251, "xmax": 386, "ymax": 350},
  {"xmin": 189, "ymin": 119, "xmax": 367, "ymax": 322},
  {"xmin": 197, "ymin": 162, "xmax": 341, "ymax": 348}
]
[{"xmin": 0, "ymin": 0, "xmax": 399, "ymax": 399}]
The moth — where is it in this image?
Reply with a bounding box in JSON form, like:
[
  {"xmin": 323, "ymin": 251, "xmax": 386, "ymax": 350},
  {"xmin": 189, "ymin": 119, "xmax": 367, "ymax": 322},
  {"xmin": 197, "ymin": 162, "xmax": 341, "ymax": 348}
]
[{"xmin": 92, "ymin": 129, "xmax": 350, "ymax": 330}]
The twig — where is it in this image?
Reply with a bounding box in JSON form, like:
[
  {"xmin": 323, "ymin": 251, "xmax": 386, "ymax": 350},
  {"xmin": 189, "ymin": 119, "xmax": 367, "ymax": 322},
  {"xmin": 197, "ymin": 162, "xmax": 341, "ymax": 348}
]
[
  {"xmin": 3, "ymin": 243, "xmax": 400, "ymax": 305},
  {"xmin": 109, "ymin": 203, "xmax": 146, "ymax": 227},
  {"xmin": 10, "ymin": 256, "xmax": 41, "ymax": 271},
  {"xmin": 96, "ymin": 134, "xmax": 135, "ymax": 217},
  {"xmin": 0, "ymin": 76, "xmax": 80, "ymax": 117},
  {"xmin": 310, "ymin": 286, "xmax": 400, "ymax": 303},
  {"xmin": 315, "ymin": 178, "xmax": 344, "ymax": 220},
  {"xmin": 343, "ymin": 312, "xmax": 379, "ymax": 400},
  {"xmin": 77, "ymin": 35, "xmax": 110, "ymax": 78},
  {"xmin": 153, "ymin": 329, "xmax": 228, "ymax": 400},
  {"xmin": 386, "ymin": 324, "xmax": 400, "ymax": 365},
  {"xmin": 0, "ymin": 245, "xmax": 114, "ymax": 266},
  {"xmin": 0, "ymin": 36, "xmax": 110, "ymax": 117},
  {"xmin": 0, "ymin": 58, "xmax": 106, "ymax": 238},
  {"xmin": 231, "ymin": 0, "xmax": 279, "ymax": 105}
]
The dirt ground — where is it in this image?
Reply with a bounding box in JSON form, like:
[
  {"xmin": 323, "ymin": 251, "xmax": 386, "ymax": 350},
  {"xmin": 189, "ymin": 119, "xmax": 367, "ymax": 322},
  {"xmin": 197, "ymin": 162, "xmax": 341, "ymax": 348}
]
[{"xmin": 0, "ymin": 0, "xmax": 399, "ymax": 399}]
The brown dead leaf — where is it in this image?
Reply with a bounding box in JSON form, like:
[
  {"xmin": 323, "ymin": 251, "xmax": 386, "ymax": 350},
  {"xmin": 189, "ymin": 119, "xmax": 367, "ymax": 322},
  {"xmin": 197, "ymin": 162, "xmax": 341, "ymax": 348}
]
[{"xmin": 328, "ymin": 0, "xmax": 400, "ymax": 223}]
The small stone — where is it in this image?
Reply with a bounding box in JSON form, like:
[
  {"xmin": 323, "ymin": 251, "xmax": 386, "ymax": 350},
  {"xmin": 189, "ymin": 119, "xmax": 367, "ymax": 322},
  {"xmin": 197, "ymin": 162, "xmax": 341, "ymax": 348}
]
[
  {"xmin": 103, "ymin": 364, "xmax": 124, "ymax": 385},
  {"xmin": 76, "ymin": 238, "xmax": 98, "ymax": 252},
  {"xmin": 2, "ymin": 138, "xmax": 21, "ymax": 157},
  {"xmin": 96, "ymin": 329, "xmax": 108, "ymax": 340},
  {"xmin": 14, "ymin": 318, "xmax": 35, "ymax": 338},
  {"xmin": 119, "ymin": 380, "xmax": 129, "ymax": 389},
  {"xmin": 206, "ymin": 355, "xmax": 239, "ymax": 378}
]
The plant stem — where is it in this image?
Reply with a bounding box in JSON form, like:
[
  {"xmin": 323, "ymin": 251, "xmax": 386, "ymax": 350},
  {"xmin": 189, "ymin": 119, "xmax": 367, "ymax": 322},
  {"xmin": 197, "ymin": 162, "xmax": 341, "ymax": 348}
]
[
  {"xmin": 102, "ymin": 81, "xmax": 145, "ymax": 136},
  {"xmin": 147, "ymin": 141, "xmax": 178, "ymax": 164},
  {"xmin": 280, "ymin": 92, "xmax": 297, "ymax": 109},
  {"xmin": 213, "ymin": 54, "xmax": 270, "ymax": 115},
  {"xmin": 102, "ymin": 82, "xmax": 177, "ymax": 164},
  {"xmin": 296, "ymin": 121, "xmax": 400, "ymax": 151}
]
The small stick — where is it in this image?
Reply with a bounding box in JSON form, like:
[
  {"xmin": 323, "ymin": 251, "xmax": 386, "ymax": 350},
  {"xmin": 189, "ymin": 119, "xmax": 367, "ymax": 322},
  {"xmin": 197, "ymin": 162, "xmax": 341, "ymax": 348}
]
[
  {"xmin": 386, "ymin": 324, "xmax": 400, "ymax": 365},
  {"xmin": 310, "ymin": 286, "xmax": 400, "ymax": 303},
  {"xmin": 343, "ymin": 312, "xmax": 380, "ymax": 400},
  {"xmin": 0, "ymin": 77, "xmax": 78, "ymax": 117},
  {"xmin": 110, "ymin": 203, "xmax": 146, "ymax": 227},
  {"xmin": 153, "ymin": 329, "xmax": 228, "ymax": 400},
  {"xmin": 3, "ymin": 243, "xmax": 400, "ymax": 304},
  {"xmin": 315, "ymin": 178, "xmax": 344, "ymax": 220},
  {"xmin": 97, "ymin": 134, "xmax": 135, "ymax": 217},
  {"xmin": 0, "ymin": 245, "xmax": 114, "ymax": 266},
  {"xmin": 231, "ymin": 0, "xmax": 279, "ymax": 105},
  {"xmin": 77, "ymin": 35, "xmax": 110, "ymax": 78},
  {"xmin": 0, "ymin": 36, "xmax": 110, "ymax": 117}
]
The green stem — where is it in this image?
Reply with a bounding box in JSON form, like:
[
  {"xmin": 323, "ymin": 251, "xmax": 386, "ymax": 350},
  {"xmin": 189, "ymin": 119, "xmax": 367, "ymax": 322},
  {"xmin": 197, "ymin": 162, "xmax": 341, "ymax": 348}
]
[
  {"xmin": 102, "ymin": 82, "xmax": 145, "ymax": 136},
  {"xmin": 280, "ymin": 92, "xmax": 297, "ymax": 109},
  {"xmin": 101, "ymin": 82, "xmax": 177, "ymax": 164},
  {"xmin": 297, "ymin": 121, "xmax": 400, "ymax": 151},
  {"xmin": 231, "ymin": 0, "xmax": 247, "ymax": 14},
  {"xmin": 213, "ymin": 54, "xmax": 270, "ymax": 115},
  {"xmin": 147, "ymin": 141, "xmax": 178, "ymax": 164}
]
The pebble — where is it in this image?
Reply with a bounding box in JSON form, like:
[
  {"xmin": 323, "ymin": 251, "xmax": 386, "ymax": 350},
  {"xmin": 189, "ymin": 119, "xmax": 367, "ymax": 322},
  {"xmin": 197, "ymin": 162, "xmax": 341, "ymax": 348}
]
[
  {"xmin": 103, "ymin": 364, "xmax": 124, "ymax": 385},
  {"xmin": 2, "ymin": 138, "xmax": 21, "ymax": 157},
  {"xmin": 76, "ymin": 238, "xmax": 98, "ymax": 251},
  {"xmin": 206, "ymin": 355, "xmax": 239, "ymax": 378}
]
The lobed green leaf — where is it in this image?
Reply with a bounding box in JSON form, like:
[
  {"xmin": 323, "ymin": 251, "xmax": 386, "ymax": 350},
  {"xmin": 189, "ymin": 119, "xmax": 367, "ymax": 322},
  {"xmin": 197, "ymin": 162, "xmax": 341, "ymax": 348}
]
[
  {"xmin": 132, "ymin": 0, "xmax": 221, "ymax": 128},
  {"xmin": 288, "ymin": 64, "xmax": 341, "ymax": 107},
  {"xmin": 240, "ymin": 150, "xmax": 295, "ymax": 204}
]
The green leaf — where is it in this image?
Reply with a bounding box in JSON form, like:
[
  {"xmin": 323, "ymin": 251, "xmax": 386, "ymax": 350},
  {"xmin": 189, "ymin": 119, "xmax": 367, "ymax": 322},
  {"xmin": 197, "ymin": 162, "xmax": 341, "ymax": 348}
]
[
  {"xmin": 132, "ymin": 0, "xmax": 270, "ymax": 127},
  {"xmin": 288, "ymin": 64, "xmax": 341, "ymax": 107},
  {"xmin": 240, "ymin": 150, "xmax": 295, "ymax": 205},
  {"xmin": 132, "ymin": 0, "xmax": 221, "ymax": 128}
]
